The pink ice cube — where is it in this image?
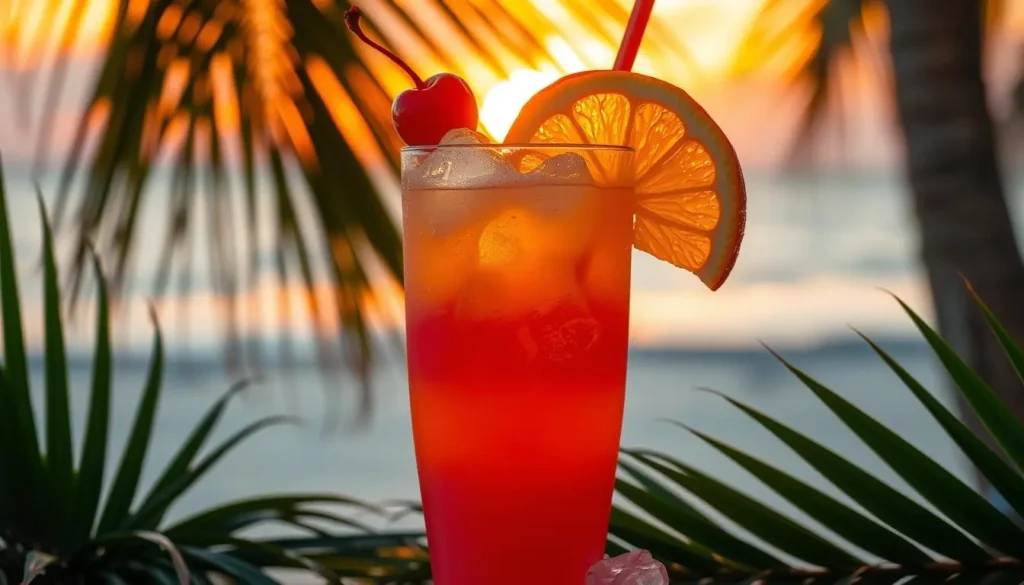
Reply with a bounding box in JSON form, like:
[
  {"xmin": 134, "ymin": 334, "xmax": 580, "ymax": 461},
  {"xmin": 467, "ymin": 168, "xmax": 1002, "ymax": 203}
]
[{"xmin": 586, "ymin": 550, "xmax": 670, "ymax": 585}]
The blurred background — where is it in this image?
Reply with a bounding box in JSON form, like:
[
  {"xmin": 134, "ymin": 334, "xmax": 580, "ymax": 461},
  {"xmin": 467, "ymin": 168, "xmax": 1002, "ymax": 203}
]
[{"xmin": 0, "ymin": 0, "xmax": 1023, "ymax": 534}]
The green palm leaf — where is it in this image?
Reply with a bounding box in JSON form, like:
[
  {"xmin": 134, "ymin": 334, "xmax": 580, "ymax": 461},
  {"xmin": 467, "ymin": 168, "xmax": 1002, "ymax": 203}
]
[
  {"xmin": 195, "ymin": 537, "xmax": 341, "ymax": 584},
  {"xmin": 616, "ymin": 461, "xmax": 784, "ymax": 569},
  {"xmin": 767, "ymin": 347, "xmax": 1024, "ymax": 555},
  {"xmin": 700, "ymin": 388, "xmax": 990, "ymax": 562},
  {"xmin": 857, "ymin": 331, "xmax": 1024, "ymax": 520},
  {"xmin": 0, "ymin": 367, "xmax": 36, "ymax": 549},
  {"xmin": 608, "ymin": 505, "xmax": 722, "ymax": 573},
  {"xmin": 967, "ymin": 285, "xmax": 1024, "ymax": 384},
  {"xmin": 0, "ymin": 167, "xmax": 424, "ymax": 584},
  {"xmin": 615, "ymin": 290, "xmax": 1024, "ymax": 583},
  {"xmin": 128, "ymin": 415, "xmax": 301, "ymax": 530},
  {"xmin": 38, "ymin": 195, "xmax": 75, "ymax": 552},
  {"xmin": 72, "ymin": 250, "xmax": 113, "ymax": 546},
  {"xmin": 622, "ymin": 450, "xmax": 863, "ymax": 569},
  {"xmin": 0, "ymin": 161, "xmax": 44, "ymax": 542},
  {"xmin": 96, "ymin": 310, "xmax": 164, "ymax": 533},
  {"xmin": 261, "ymin": 532, "xmax": 426, "ymax": 555},
  {"xmin": 617, "ymin": 458, "xmax": 713, "ymax": 523},
  {"xmin": 681, "ymin": 425, "xmax": 931, "ymax": 565},
  {"xmin": 0, "ymin": 360, "xmax": 12, "ymax": 538},
  {"xmin": 895, "ymin": 296, "xmax": 1024, "ymax": 472},
  {"xmin": 134, "ymin": 381, "xmax": 250, "ymax": 528},
  {"xmin": 166, "ymin": 494, "xmax": 380, "ymax": 537}
]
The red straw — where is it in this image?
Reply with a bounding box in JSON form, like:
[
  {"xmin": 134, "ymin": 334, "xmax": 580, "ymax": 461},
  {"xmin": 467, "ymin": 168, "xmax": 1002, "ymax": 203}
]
[{"xmin": 613, "ymin": 0, "xmax": 655, "ymax": 72}]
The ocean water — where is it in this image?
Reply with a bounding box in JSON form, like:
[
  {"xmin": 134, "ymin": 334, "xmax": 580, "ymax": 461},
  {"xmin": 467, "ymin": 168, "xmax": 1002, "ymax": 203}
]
[
  {"xmin": 7, "ymin": 166, "xmax": 1018, "ymax": 350},
  {"xmin": 4, "ymin": 167, "xmax": 1024, "ymax": 563}
]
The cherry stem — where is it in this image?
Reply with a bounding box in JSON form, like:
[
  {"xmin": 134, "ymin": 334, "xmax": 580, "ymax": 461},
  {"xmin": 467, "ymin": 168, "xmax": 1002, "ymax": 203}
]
[
  {"xmin": 345, "ymin": 7, "xmax": 426, "ymax": 89},
  {"xmin": 613, "ymin": 0, "xmax": 655, "ymax": 71}
]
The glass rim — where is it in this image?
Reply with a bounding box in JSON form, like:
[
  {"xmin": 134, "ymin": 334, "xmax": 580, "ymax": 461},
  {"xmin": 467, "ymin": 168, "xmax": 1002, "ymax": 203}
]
[{"xmin": 402, "ymin": 142, "xmax": 635, "ymax": 154}]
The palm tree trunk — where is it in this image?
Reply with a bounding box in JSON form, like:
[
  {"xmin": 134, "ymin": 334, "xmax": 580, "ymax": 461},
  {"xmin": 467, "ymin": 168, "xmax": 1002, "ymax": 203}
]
[{"xmin": 886, "ymin": 0, "xmax": 1024, "ymax": 489}]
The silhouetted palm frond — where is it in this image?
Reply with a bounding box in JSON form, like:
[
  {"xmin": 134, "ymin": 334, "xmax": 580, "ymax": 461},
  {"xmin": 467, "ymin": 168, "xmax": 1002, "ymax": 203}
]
[
  {"xmin": 735, "ymin": 0, "xmax": 1016, "ymax": 164},
  {"xmin": 733, "ymin": 0, "xmax": 877, "ymax": 163},
  {"xmin": 0, "ymin": 0, "xmax": 699, "ymax": 418}
]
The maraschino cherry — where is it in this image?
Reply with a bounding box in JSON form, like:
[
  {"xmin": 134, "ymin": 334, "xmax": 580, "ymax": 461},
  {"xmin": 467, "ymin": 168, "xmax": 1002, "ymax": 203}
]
[{"xmin": 345, "ymin": 7, "xmax": 479, "ymax": 146}]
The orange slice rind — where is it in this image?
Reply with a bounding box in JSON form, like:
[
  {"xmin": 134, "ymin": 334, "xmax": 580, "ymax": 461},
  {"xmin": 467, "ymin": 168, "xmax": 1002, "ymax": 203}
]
[{"xmin": 505, "ymin": 70, "xmax": 746, "ymax": 290}]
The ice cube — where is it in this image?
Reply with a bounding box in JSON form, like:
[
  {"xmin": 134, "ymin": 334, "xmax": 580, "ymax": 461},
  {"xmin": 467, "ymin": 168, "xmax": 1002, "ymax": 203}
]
[
  {"xmin": 455, "ymin": 263, "xmax": 573, "ymax": 323},
  {"xmin": 519, "ymin": 298, "xmax": 601, "ymax": 362},
  {"xmin": 439, "ymin": 128, "xmax": 491, "ymax": 145},
  {"xmin": 412, "ymin": 146, "xmax": 515, "ymax": 191},
  {"xmin": 586, "ymin": 551, "xmax": 669, "ymax": 585},
  {"xmin": 475, "ymin": 198, "xmax": 600, "ymax": 274},
  {"xmin": 516, "ymin": 155, "xmax": 604, "ymax": 260},
  {"xmin": 413, "ymin": 189, "xmax": 490, "ymax": 238},
  {"xmin": 404, "ymin": 128, "xmax": 515, "ymax": 233},
  {"xmin": 477, "ymin": 207, "xmax": 569, "ymax": 268},
  {"xmin": 402, "ymin": 201, "xmax": 481, "ymax": 312},
  {"xmin": 523, "ymin": 152, "xmax": 594, "ymax": 186},
  {"xmin": 477, "ymin": 211, "xmax": 523, "ymax": 267},
  {"xmin": 521, "ymin": 153, "xmax": 598, "ymax": 219}
]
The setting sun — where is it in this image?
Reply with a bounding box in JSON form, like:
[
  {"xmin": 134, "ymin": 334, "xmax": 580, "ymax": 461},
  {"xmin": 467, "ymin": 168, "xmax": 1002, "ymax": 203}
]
[{"xmin": 479, "ymin": 68, "xmax": 561, "ymax": 140}]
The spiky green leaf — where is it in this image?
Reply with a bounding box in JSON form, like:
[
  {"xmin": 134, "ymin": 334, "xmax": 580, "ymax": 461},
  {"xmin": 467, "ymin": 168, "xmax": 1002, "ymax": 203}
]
[
  {"xmin": 615, "ymin": 463, "xmax": 784, "ymax": 569},
  {"xmin": 166, "ymin": 494, "xmax": 379, "ymax": 537},
  {"xmin": 967, "ymin": 285, "xmax": 1024, "ymax": 384},
  {"xmin": 858, "ymin": 331, "xmax": 1024, "ymax": 521},
  {"xmin": 703, "ymin": 389, "xmax": 991, "ymax": 562},
  {"xmin": 97, "ymin": 312, "xmax": 164, "ymax": 533},
  {"xmin": 0, "ymin": 160, "xmax": 43, "ymax": 538},
  {"xmin": 624, "ymin": 450, "xmax": 863, "ymax": 569},
  {"xmin": 896, "ymin": 296, "xmax": 1024, "ymax": 473},
  {"xmin": 683, "ymin": 425, "xmax": 931, "ymax": 565},
  {"xmin": 38, "ymin": 195, "xmax": 74, "ymax": 550},
  {"xmin": 609, "ymin": 506, "xmax": 721, "ymax": 573},
  {"xmin": 129, "ymin": 416, "xmax": 300, "ymax": 530},
  {"xmin": 136, "ymin": 381, "xmax": 250, "ymax": 528},
  {"xmin": 768, "ymin": 346, "xmax": 1024, "ymax": 555},
  {"xmin": 73, "ymin": 250, "xmax": 113, "ymax": 545}
]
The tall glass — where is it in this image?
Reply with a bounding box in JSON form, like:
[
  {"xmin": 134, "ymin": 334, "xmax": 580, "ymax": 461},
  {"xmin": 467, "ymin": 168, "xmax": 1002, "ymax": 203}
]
[{"xmin": 401, "ymin": 144, "xmax": 635, "ymax": 585}]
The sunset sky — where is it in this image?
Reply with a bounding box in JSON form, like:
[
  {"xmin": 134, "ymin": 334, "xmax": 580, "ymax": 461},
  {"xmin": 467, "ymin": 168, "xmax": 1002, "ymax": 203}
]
[
  {"xmin": 1, "ymin": 0, "xmax": 1024, "ymax": 353},
  {"xmin": 3, "ymin": 0, "xmax": 1023, "ymax": 168},
  {"xmin": 0, "ymin": 0, "xmax": 866, "ymax": 167}
]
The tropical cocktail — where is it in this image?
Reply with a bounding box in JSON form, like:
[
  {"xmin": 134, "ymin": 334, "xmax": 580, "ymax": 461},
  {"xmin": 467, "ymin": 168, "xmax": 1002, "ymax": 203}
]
[
  {"xmin": 402, "ymin": 141, "xmax": 635, "ymax": 585},
  {"xmin": 347, "ymin": 4, "xmax": 746, "ymax": 584}
]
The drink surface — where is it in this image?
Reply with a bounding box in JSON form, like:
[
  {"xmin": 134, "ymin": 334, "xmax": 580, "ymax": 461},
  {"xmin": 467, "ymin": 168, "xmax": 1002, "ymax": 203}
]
[{"xmin": 403, "ymin": 176, "xmax": 633, "ymax": 585}]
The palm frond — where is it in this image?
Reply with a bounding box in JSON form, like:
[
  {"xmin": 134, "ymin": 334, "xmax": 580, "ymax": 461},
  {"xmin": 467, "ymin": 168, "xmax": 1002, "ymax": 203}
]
[
  {"xmin": 8, "ymin": 0, "xmax": 701, "ymax": 413},
  {"xmin": 39, "ymin": 194, "xmax": 75, "ymax": 553},
  {"xmin": 737, "ymin": 0, "xmax": 1021, "ymax": 164},
  {"xmin": 95, "ymin": 307, "xmax": 165, "ymax": 535},
  {"xmin": 0, "ymin": 159, "xmax": 46, "ymax": 548},
  {"xmin": 0, "ymin": 161, "xmax": 426, "ymax": 584},
  {"xmin": 72, "ymin": 250, "xmax": 113, "ymax": 545},
  {"xmin": 733, "ymin": 0, "xmax": 877, "ymax": 163},
  {"xmin": 612, "ymin": 288, "xmax": 1024, "ymax": 584}
]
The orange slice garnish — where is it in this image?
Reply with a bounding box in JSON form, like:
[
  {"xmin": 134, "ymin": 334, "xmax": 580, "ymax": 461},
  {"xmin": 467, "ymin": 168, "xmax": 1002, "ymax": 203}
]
[{"xmin": 505, "ymin": 71, "xmax": 746, "ymax": 290}]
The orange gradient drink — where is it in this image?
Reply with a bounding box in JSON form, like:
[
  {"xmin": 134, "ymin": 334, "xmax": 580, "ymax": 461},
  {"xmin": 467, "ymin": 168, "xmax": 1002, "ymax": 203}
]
[{"xmin": 401, "ymin": 143, "xmax": 635, "ymax": 585}]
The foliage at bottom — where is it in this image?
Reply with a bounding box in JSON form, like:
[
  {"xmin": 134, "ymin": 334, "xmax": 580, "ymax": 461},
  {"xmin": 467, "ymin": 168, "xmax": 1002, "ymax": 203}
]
[
  {"xmin": 611, "ymin": 288, "xmax": 1024, "ymax": 583},
  {"xmin": 0, "ymin": 169, "xmax": 428, "ymax": 583}
]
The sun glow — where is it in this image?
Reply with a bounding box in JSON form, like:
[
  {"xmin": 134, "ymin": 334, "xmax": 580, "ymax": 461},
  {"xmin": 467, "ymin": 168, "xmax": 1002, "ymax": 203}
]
[
  {"xmin": 0, "ymin": 0, "xmax": 115, "ymax": 63},
  {"xmin": 479, "ymin": 68, "xmax": 560, "ymax": 141}
]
